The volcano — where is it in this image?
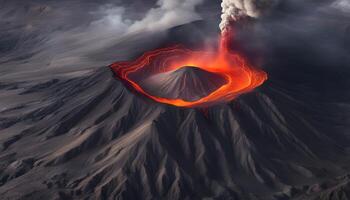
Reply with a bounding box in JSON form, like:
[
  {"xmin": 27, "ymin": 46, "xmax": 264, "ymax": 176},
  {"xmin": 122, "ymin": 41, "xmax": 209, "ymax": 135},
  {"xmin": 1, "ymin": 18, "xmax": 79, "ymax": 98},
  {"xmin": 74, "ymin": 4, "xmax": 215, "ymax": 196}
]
[
  {"xmin": 140, "ymin": 66, "xmax": 227, "ymax": 102},
  {"xmin": 1, "ymin": 1, "xmax": 350, "ymax": 200}
]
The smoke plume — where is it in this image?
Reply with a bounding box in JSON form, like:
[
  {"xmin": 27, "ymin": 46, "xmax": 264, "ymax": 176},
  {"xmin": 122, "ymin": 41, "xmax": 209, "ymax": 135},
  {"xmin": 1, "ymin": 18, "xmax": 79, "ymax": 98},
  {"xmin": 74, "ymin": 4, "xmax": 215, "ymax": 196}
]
[{"xmin": 220, "ymin": 0, "xmax": 274, "ymax": 31}]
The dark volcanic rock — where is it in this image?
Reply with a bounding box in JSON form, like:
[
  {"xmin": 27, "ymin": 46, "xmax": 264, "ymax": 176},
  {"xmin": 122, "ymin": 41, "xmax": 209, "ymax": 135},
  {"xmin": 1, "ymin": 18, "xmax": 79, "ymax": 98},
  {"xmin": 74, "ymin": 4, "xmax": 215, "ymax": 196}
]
[
  {"xmin": 0, "ymin": 67, "xmax": 349, "ymax": 200},
  {"xmin": 140, "ymin": 66, "xmax": 227, "ymax": 101}
]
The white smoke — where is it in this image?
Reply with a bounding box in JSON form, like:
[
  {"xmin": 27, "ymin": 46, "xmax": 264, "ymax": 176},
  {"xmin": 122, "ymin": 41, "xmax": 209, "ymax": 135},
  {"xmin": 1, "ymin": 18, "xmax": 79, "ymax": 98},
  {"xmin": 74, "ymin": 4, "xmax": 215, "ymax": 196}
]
[
  {"xmin": 332, "ymin": 0, "xmax": 350, "ymax": 13},
  {"xmin": 220, "ymin": 0, "xmax": 274, "ymax": 31}
]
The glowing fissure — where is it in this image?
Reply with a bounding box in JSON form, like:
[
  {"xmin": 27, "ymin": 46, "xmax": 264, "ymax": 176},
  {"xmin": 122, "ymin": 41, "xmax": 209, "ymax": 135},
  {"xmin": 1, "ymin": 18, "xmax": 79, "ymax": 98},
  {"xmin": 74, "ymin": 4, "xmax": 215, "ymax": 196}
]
[{"xmin": 110, "ymin": 28, "xmax": 267, "ymax": 107}]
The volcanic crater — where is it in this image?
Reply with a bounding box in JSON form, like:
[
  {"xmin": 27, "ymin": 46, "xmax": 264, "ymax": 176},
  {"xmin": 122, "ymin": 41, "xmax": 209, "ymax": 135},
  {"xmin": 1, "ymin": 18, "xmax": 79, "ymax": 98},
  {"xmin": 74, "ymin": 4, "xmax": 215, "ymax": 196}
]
[{"xmin": 111, "ymin": 29, "xmax": 268, "ymax": 107}]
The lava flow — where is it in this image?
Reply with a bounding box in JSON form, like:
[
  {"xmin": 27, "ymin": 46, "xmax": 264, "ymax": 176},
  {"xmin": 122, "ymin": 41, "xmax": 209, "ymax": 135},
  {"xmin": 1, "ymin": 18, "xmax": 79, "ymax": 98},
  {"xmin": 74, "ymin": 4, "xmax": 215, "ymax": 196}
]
[{"xmin": 110, "ymin": 28, "xmax": 268, "ymax": 107}]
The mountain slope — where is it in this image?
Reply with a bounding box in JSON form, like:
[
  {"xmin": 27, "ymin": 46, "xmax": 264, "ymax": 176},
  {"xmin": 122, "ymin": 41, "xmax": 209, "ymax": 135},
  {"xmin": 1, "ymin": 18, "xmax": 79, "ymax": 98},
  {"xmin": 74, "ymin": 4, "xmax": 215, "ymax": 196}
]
[{"xmin": 0, "ymin": 67, "xmax": 349, "ymax": 200}]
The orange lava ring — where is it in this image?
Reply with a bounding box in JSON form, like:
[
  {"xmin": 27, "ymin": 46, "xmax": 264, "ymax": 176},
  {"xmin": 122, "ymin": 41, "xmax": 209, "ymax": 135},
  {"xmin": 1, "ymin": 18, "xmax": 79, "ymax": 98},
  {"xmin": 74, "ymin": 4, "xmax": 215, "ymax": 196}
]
[{"xmin": 110, "ymin": 30, "xmax": 267, "ymax": 107}]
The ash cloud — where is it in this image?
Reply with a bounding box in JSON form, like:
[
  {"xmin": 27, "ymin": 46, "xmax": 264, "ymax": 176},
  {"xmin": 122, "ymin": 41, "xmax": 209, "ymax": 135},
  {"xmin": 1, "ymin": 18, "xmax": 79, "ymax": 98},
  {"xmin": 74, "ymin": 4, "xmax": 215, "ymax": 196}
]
[
  {"xmin": 94, "ymin": 0, "xmax": 205, "ymax": 34},
  {"xmin": 220, "ymin": 0, "xmax": 277, "ymax": 31},
  {"xmin": 128, "ymin": 0, "xmax": 204, "ymax": 33}
]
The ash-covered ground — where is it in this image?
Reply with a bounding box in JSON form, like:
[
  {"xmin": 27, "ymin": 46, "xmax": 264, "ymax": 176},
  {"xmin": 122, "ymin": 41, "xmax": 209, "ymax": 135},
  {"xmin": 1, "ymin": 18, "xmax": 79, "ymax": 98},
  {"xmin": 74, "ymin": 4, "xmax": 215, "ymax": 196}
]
[{"xmin": 0, "ymin": 0, "xmax": 350, "ymax": 199}]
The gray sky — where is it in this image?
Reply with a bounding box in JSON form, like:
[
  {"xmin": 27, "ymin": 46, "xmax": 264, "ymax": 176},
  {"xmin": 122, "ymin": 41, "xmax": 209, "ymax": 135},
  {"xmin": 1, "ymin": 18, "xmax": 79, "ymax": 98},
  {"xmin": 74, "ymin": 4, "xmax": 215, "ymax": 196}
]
[{"xmin": 0, "ymin": 0, "xmax": 349, "ymax": 80}]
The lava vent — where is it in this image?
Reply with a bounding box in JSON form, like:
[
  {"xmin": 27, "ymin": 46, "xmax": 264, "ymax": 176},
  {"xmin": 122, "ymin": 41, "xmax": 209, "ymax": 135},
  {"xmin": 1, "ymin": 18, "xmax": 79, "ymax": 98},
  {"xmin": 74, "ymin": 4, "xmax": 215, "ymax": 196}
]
[{"xmin": 139, "ymin": 66, "xmax": 227, "ymax": 102}]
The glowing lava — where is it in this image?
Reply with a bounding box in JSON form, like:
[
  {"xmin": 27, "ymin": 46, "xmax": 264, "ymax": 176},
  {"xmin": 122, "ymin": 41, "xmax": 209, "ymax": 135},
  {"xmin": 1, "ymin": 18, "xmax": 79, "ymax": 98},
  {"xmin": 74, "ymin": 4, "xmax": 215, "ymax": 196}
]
[{"xmin": 110, "ymin": 28, "xmax": 267, "ymax": 107}]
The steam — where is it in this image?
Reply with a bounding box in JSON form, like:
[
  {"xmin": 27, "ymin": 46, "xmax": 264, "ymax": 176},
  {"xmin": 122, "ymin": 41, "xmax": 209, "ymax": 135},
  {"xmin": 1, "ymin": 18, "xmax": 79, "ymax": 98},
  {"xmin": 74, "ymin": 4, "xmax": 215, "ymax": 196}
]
[{"xmin": 220, "ymin": 0, "xmax": 274, "ymax": 31}]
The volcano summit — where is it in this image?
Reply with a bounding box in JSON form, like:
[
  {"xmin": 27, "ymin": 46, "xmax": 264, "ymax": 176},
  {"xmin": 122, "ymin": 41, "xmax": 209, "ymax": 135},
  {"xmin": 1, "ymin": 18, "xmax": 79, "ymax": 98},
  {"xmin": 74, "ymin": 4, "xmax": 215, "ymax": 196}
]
[{"xmin": 140, "ymin": 66, "xmax": 227, "ymax": 102}]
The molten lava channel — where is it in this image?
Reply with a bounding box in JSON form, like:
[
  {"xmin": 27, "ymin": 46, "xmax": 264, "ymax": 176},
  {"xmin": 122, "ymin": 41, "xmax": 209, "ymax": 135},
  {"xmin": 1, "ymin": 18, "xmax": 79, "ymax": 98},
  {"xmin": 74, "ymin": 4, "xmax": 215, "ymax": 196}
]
[{"xmin": 110, "ymin": 29, "xmax": 267, "ymax": 107}]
